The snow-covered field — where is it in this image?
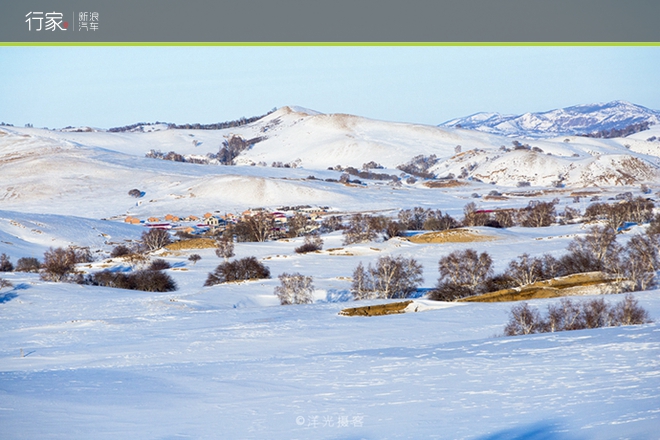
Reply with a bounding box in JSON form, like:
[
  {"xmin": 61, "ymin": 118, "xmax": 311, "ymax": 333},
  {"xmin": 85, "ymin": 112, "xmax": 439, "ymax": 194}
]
[{"xmin": 1, "ymin": 106, "xmax": 660, "ymax": 439}]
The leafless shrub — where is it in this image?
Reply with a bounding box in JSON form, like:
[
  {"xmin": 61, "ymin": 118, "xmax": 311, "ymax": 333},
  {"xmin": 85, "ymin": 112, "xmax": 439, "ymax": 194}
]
[
  {"xmin": 148, "ymin": 259, "xmax": 171, "ymax": 271},
  {"xmin": 110, "ymin": 245, "xmax": 133, "ymax": 258},
  {"xmin": 40, "ymin": 247, "xmax": 79, "ymax": 282},
  {"xmin": 204, "ymin": 257, "xmax": 271, "ymax": 286},
  {"xmin": 320, "ymin": 215, "xmax": 344, "ymax": 233},
  {"xmin": 295, "ymin": 234, "xmax": 324, "ymax": 254},
  {"xmin": 351, "ymin": 256, "xmax": 423, "ymax": 300},
  {"xmin": 0, "ymin": 253, "xmax": 13, "ymax": 272},
  {"xmin": 0, "ymin": 277, "xmax": 13, "ymax": 290},
  {"xmin": 274, "ymin": 272, "xmax": 315, "ymax": 305},
  {"xmin": 188, "ymin": 254, "xmax": 201, "ymax": 265},
  {"xmin": 15, "ymin": 257, "xmax": 41, "ymax": 273}
]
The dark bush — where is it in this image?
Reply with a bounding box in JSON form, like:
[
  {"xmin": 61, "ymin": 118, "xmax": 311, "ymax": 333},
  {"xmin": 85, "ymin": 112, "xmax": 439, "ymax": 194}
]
[
  {"xmin": 0, "ymin": 253, "xmax": 13, "ymax": 272},
  {"xmin": 295, "ymin": 234, "xmax": 323, "ymax": 254},
  {"xmin": 41, "ymin": 247, "xmax": 78, "ymax": 282},
  {"xmin": 110, "ymin": 245, "xmax": 132, "ymax": 258},
  {"xmin": 15, "ymin": 257, "xmax": 41, "ymax": 273},
  {"xmin": 204, "ymin": 257, "xmax": 271, "ymax": 286},
  {"xmin": 148, "ymin": 259, "xmax": 171, "ymax": 271},
  {"xmin": 89, "ymin": 269, "xmax": 177, "ymax": 292},
  {"xmin": 188, "ymin": 254, "xmax": 201, "ymax": 265}
]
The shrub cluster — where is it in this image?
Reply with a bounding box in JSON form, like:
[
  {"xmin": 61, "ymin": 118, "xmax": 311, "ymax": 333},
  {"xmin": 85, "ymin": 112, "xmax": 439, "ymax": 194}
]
[
  {"xmin": 430, "ymin": 224, "xmax": 660, "ymax": 301},
  {"xmin": 295, "ymin": 234, "xmax": 324, "ymax": 254},
  {"xmin": 87, "ymin": 269, "xmax": 177, "ymax": 292},
  {"xmin": 504, "ymin": 295, "xmax": 652, "ymax": 336},
  {"xmin": 204, "ymin": 257, "xmax": 271, "ymax": 286}
]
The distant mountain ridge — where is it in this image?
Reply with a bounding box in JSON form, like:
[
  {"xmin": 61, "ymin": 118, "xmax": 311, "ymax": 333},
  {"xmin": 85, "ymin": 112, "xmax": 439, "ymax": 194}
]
[{"xmin": 440, "ymin": 101, "xmax": 660, "ymax": 138}]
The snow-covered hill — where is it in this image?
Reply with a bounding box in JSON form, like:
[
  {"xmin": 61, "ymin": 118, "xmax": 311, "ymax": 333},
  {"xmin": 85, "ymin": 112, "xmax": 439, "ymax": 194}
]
[
  {"xmin": 1, "ymin": 104, "xmax": 660, "ymax": 439},
  {"xmin": 440, "ymin": 100, "xmax": 660, "ymax": 138},
  {"xmin": 2, "ymin": 105, "xmax": 659, "ymax": 221}
]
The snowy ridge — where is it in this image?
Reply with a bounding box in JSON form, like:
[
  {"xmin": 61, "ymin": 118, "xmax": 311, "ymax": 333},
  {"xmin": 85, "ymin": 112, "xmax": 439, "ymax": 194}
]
[{"xmin": 441, "ymin": 100, "xmax": 660, "ymax": 138}]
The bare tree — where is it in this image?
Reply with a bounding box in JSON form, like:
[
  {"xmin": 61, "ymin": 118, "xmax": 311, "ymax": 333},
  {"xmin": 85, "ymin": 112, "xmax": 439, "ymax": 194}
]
[
  {"xmin": 274, "ymin": 272, "xmax": 315, "ymax": 305},
  {"xmin": 235, "ymin": 212, "xmax": 274, "ymax": 242},
  {"xmin": 188, "ymin": 254, "xmax": 201, "ymax": 265},
  {"xmin": 609, "ymin": 294, "xmax": 652, "ymax": 326},
  {"xmin": 438, "ymin": 249, "xmax": 493, "ymax": 291},
  {"xmin": 41, "ymin": 247, "xmax": 78, "ymax": 282},
  {"xmin": 287, "ymin": 212, "xmax": 312, "ymax": 238},
  {"xmin": 343, "ymin": 213, "xmax": 380, "ymax": 245},
  {"xmin": 350, "ymin": 256, "xmax": 423, "ymax": 300},
  {"xmin": 505, "ymin": 253, "xmax": 544, "ymax": 287},
  {"xmin": 462, "ymin": 202, "xmax": 490, "ymax": 227},
  {"xmin": 351, "ymin": 262, "xmax": 374, "ymax": 300},
  {"xmin": 520, "ymin": 199, "xmax": 558, "ymax": 227},
  {"xmin": 215, "ymin": 234, "xmax": 235, "ymax": 261},
  {"xmin": 563, "ymin": 225, "xmax": 618, "ymax": 273},
  {"xmin": 140, "ymin": 228, "xmax": 172, "ymax": 252},
  {"xmin": 504, "ymin": 303, "xmax": 543, "ymax": 336}
]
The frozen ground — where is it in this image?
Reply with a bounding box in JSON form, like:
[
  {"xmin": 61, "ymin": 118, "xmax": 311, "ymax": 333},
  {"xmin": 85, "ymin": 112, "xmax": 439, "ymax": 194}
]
[{"xmin": 1, "ymin": 107, "xmax": 660, "ymax": 439}]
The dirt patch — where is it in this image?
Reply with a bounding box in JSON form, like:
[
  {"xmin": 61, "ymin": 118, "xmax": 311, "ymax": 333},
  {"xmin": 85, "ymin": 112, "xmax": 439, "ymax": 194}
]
[
  {"xmin": 423, "ymin": 180, "xmax": 468, "ymax": 188},
  {"xmin": 459, "ymin": 272, "xmax": 623, "ymax": 303},
  {"xmin": 165, "ymin": 238, "xmax": 216, "ymax": 250},
  {"xmin": 407, "ymin": 228, "xmax": 497, "ymax": 244},
  {"xmin": 339, "ymin": 300, "xmax": 413, "ymax": 316}
]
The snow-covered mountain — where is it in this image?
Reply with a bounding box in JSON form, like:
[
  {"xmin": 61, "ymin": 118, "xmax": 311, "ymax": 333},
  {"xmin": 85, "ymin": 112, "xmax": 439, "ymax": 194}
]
[{"xmin": 440, "ymin": 100, "xmax": 660, "ymax": 138}]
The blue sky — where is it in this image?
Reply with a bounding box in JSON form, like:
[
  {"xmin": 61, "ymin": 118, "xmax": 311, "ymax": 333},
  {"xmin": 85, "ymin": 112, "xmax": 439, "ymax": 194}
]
[{"xmin": 1, "ymin": 46, "xmax": 659, "ymax": 128}]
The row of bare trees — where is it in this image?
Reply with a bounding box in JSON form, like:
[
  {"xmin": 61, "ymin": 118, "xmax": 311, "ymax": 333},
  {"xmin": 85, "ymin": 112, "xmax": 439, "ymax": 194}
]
[
  {"xmin": 430, "ymin": 224, "xmax": 660, "ymax": 301},
  {"xmin": 505, "ymin": 295, "xmax": 651, "ymax": 336}
]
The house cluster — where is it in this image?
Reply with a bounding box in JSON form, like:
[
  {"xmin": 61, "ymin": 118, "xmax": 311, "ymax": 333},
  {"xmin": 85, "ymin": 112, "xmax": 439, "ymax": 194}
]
[{"xmin": 123, "ymin": 206, "xmax": 329, "ymax": 236}]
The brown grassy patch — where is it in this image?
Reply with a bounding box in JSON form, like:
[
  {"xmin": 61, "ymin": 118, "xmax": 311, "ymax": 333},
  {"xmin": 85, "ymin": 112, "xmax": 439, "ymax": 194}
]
[
  {"xmin": 459, "ymin": 272, "xmax": 619, "ymax": 303},
  {"xmin": 423, "ymin": 180, "xmax": 468, "ymax": 188},
  {"xmin": 339, "ymin": 300, "xmax": 413, "ymax": 316},
  {"xmin": 165, "ymin": 238, "xmax": 216, "ymax": 250},
  {"xmin": 407, "ymin": 228, "xmax": 497, "ymax": 244}
]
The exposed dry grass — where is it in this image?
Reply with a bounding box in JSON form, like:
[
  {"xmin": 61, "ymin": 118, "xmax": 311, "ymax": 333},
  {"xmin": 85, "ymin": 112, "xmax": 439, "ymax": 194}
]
[
  {"xmin": 423, "ymin": 180, "xmax": 468, "ymax": 188},
  {"xmin": 165, "ymin": 238, "xmax": 216, "ymax": 250},
  {"xmin": 339, "ymin": 300, "xmax": 413, "ymax": 316},
  {"xmin": 459, "ymin": 272, "xmax": 620, "ymax": 303},
  {"xmin": 407, "ymin": 228, "xmax": 497, "ymax": 244}
]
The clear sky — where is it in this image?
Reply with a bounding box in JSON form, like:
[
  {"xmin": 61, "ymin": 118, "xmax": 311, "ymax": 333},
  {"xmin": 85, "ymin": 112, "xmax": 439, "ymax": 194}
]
[{"xmin": 1, "ymin": 45, "xmax": 659, "ymax": 129}]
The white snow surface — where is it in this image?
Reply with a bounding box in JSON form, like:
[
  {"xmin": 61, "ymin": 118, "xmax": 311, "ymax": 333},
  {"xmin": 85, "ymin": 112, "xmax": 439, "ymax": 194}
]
[{"xmin": 1, "ymin": 106, "xmax": 660, "ymax": 439}]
